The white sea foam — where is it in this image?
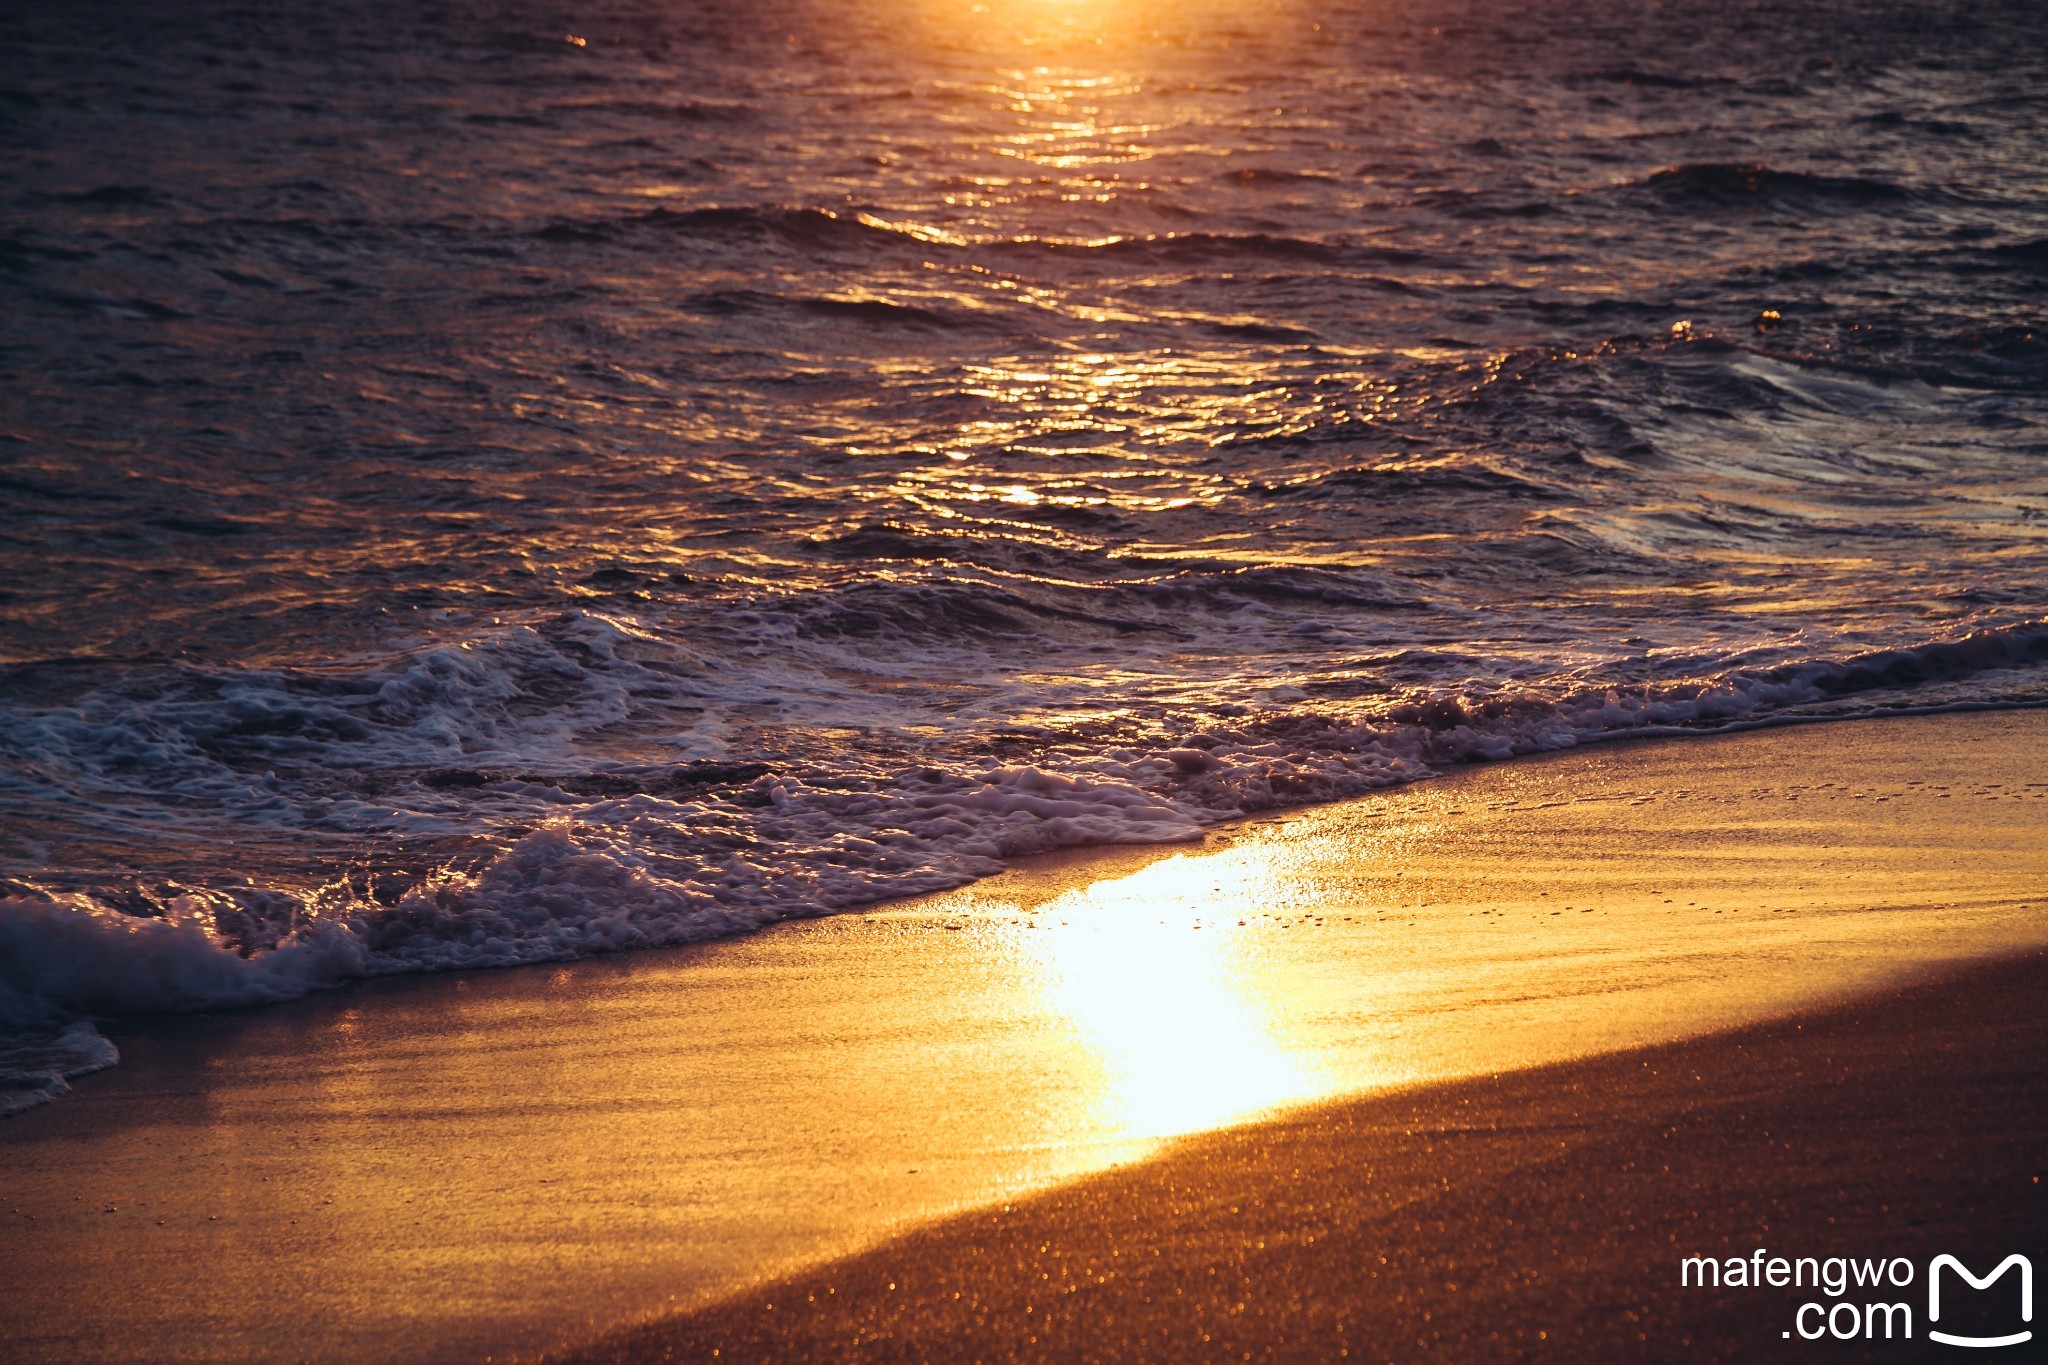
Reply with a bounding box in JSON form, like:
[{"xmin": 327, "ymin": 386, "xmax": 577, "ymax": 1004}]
[
  {"xmin": 4, "ymin": 617, "xmax": 2042, "ymax": 1107},
  {"xmin": 0, "ymin": 1019, "xmax": 120, "ymax": 1117},
  {"xmin": 0, "ymin": 760, "xmax": 1209, "ymax": 1090}
]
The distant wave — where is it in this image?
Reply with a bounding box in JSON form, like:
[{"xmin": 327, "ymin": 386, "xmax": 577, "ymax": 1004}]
[
  {"xmin": 1985, "ymin": 237, "xmax": 2048, "ymax": 268},
  {"xmin": 681, "ymin": 288, "xmax": 999, "ymax": 332},
  {"xmin": 1254, "ymin": 459, "xmax": 1559, "ymax": 502},
  {"xmin": 529, "ymin": 205, "xmax": 882, "ymax": 251},
  {"xmin": 1637, "ymin": 162, "xmax": 1930, "ymax": 209},
  {"xmin": 1216, "ymin": 166, "xmax": 1344, "ymax": 185},
  {"xmin": 45, "ymin": 184, "xmax": 169, "ymax": 207},
  {"xmin": 524, "ymin": 204, "xmax": 1435, "ymax": 273},
  {"xmin": 1577, "ymin": 68, "xmax": 1737, "ymax": 90},
  {"xmin": 1080, "ymin": 230, "xmax": 1349, "ymax": 264},
  {"xmin": 542, "ymin": 97, "xmax": 755, "ymax": 123}
]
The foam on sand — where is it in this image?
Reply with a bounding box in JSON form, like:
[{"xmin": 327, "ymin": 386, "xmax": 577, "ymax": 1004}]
[{"xmin": 5, "ymin": 621, "xmax": 2043, "ymax": 1105}]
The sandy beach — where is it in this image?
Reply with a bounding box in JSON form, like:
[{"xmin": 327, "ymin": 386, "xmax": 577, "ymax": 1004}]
[
  {"xmin": 3, "ymin": 709, "xmax": 2045, "ymax": 1362},
  {"xmin": 571, "ymin": 950, "xmax": 2048, "ymax": 1363}
]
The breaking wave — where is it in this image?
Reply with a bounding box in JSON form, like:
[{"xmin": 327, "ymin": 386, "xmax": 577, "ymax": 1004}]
[{"xmin": 5, "ymin": 614, "xmax": 2043, "ymax": 1098}]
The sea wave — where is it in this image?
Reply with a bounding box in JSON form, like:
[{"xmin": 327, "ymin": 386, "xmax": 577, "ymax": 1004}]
[
  {"xmin": 1637, "ymin": 162, "xmax": 1931, "ymax": 209},
  {"xmin": 4, "ymin": 619, "xmax": 2043, "ymax": 1100}
]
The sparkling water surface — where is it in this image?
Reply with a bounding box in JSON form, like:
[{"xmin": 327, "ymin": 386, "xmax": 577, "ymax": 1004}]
[{"xmin": 2, "ymin": 0, "xmax": 2045, "ymax": 1099}]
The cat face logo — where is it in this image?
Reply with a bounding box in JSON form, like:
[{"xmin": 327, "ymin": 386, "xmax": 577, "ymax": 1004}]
[{"xmin": 1928, "ymin": 1254, "xmax": 2033, "ymax": 1349}]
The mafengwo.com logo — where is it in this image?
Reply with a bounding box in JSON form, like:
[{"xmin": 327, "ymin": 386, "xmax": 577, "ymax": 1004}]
[{"xmin": 1680, "ymin": 1250, "xmax": 2033, "ymax": 1346}]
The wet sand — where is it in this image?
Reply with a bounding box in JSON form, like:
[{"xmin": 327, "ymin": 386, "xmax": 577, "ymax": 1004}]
[
  {"xmin": 572, "ymin": 949, "xmax": 2048, "ymax": 1363},
  {"xmin": 2, "ymin": 709, "xmax": 2045, "ymax": 1362}
]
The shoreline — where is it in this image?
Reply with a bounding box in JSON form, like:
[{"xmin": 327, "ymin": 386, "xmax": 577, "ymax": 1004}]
[
  {"xmin": 2, "ymin": 708, "xmax": 2043, "ymax": 1362},
  {"xmin": 7, "ymin": 697, "xmax": 2042, "ymax": 1114}
]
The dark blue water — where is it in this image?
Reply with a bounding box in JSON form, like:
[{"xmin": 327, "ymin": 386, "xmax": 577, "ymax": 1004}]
[{"xmin": 4, "ymin": 0, "xmax": 2046, "ymax": 1106}]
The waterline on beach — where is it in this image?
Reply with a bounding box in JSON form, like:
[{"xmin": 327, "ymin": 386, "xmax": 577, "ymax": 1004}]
[{"xmin": 3, "ymin": 710, "xmax": 2042, "ymax": 1363}]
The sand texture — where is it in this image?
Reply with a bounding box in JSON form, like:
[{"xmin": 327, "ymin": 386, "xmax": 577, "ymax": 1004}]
[{"xmin": 572, "ymin": 951, "xmax": 2048, "ymax": 1363}]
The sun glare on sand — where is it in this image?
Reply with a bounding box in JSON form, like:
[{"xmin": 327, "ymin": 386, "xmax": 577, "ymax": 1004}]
[
  {"xmin": 989, "ymin": 854, "xmax": 1331, "ymax": 1141},
  {"xmin": 942, "ymin": 716, "xmax": 2048, "ymax": 1152}
]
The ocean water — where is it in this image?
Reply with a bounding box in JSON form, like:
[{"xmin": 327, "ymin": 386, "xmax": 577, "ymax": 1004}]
[{"xmin": 3, "ymin": 0, "xmax": 2045, "ymax": 1109}]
